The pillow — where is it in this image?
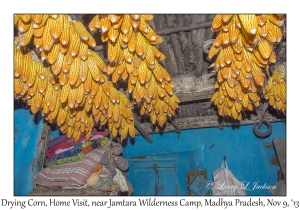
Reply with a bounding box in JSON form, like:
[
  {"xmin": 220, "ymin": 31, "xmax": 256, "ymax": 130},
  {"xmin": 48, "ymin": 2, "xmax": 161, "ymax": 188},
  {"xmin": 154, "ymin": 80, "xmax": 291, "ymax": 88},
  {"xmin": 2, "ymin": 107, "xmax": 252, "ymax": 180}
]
[{"xmin": 35, "ymin": 147, "xmax": 108, "ymax": 187}]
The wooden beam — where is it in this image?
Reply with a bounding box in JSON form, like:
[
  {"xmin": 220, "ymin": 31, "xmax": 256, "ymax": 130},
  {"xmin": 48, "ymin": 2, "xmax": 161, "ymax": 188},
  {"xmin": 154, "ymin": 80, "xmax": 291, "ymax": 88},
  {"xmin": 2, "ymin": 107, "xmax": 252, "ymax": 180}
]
[
  {"xmin": 134, "ymin": 113, "xmax": 284, "ymax": 135},
  {"xmin": 172, "ymin": 73, "xmax": 216, "ymax": 103}
]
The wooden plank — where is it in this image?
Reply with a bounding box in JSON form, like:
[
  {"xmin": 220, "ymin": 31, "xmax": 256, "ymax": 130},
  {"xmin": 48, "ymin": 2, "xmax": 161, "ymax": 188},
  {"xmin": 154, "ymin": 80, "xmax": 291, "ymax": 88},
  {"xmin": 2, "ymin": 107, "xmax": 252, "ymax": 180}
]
[
  {"xmin": 135, "ymin": 113, "xmax": 284, "ymax": 135},
  {"xmin": 172, "ymin": 73, "xmax": 216, "ymax": 102}
]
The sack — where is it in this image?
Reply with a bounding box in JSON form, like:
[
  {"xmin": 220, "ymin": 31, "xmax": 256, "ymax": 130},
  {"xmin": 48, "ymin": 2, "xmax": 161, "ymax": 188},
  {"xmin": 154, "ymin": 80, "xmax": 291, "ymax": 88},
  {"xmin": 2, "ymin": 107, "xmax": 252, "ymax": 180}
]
[
  {"xmin": 187, "ymin": 163, "xmax": 209, "ymax": 195},
  {"xmin": 212, "ymin": 159, "xmax": 246, "ymax": 195}
]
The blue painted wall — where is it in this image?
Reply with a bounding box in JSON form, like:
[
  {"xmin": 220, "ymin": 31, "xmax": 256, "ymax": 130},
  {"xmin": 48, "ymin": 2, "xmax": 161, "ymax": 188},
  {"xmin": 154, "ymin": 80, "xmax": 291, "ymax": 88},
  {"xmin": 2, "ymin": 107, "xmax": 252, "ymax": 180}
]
[
  {"xmin": 123, "ymin": 121, "xmax": 286, "ymax": 196},
  {"xmin": 14, "ymin": 103, "xmax": 44, "ymax": 196}
]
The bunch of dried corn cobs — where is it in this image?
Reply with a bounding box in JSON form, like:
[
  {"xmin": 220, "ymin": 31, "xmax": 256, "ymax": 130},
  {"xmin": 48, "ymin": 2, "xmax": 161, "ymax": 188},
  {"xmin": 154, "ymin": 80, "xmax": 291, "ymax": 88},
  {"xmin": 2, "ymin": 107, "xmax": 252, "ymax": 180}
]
[
  {"xmin": 14, "ymin": 14, "xmax": 139, "ymax": 140},
  {"xmin": 263, "ymin": 64, "xmax": 286, "ymax": 112},
  {"xmin": 89, "ymin": 15, "xmax": 180, "ymax": 127},
  {"xmin": 209, "ymin": 14, "xmax": 285, "ymax": 120}
]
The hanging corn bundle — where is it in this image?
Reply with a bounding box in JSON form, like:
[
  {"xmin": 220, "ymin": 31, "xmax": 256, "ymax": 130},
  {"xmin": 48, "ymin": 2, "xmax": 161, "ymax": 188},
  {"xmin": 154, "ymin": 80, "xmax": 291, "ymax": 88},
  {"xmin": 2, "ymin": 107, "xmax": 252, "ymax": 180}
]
[
  {"xmin": 89, "ymin": 14, "xmax": 180, "ymax": 128},
  {"xmin": 209, "ymin": 14, "xmax": 285, "ymax": 120},
  {"xmin": 263, "ymin": 64, "xmax": 286, "ymax": 112},
  {"xmin": 14, "ymin": 14, "xmax": 135, "ymax": 141}
]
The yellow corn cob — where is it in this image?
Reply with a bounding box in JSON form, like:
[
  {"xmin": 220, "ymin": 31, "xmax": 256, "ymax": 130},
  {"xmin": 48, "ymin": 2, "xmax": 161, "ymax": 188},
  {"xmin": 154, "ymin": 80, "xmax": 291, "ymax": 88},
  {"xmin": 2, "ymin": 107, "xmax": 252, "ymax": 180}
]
[
  {"xmin": 69, "ymin": 28, "xmax": 81, "ymax": 57},
  {"xmin": 51, "ymin": 51, "xmax": 64, "ymax": 75},
  {"xmin": 153, "ymin": 65, "xmax": 164, "ymax": 82},
  {"xmin": 248, "ymin": 92, "xmax": 257, "ymax": 103},
  {"xmin": 251, "ymin": 63, "xmax": 265, "ymax": 86},
  {"xmin": 256, "ymin": 14, "xmax": 267, "ymax": 26},
  {"xmin": 268, "ymin": 51, "xmax": 276, "ymax": 64},
  {"xmin": 50, "ymin": 15, "xmax": 59, "ymax": 20},
  {"xmin": 34, "ymin": 90, "xmax": 44, "ymax": 109},
  {"xmin": 222, "ymin": 31, "xmax": 230, "ymax": 46},
  {"xmin": 14, "ymin": 14, "xmax": 21, "ymax": 25},
  {"xmin": 92, "ymin": 103, "xmax": 99, "ymax": 116},
  {"xmin": 93, "ymin": 86, "xmax": 102, "ymax": 109},
  {"xmin": 231, "ymin": 104, "xmax": 239, "ymax": 119},
  {"xmin": 66, "ymin": 126, "xmax": 74, "ymax": 138},
  {"xmin": 77, "ymin": 41, "xmax": 88, "ymax": 61},
  {"xmin": 241, "ymin": 93, "xmax": 249, "ymax": 109},
  {"xmin": 99, "ymin": 15, "xmax": 111, "ymax": 34},
  {"xmin": 73, "ymin": 20, "xmax": 89, "ymax": 41},
  {"xmin": 229, "ymin": 19, "xmax": 239, "ymax": 44},
  {"xmin": 258, "ymin": 23, "xmax": 268, "ymax": 38},
  {"xmin": 37, "ymin": 74, "xmax": 48, "ymax": 94},
  {"xmin": 211, "ymin": 91, "xmax": 219, "ymax": 104},
  {"xmin": 279, "ymin": 81, "xmax": 286, "ymax": 103},
  {"xmin": 14, "ymin": 48, "xmax": 23, "ymax": 78},
  {"xmin": 59, "ymin": 16, "xmax": 71, "ymax": 46},
  {"xmin": 108, "ymin": 27, "xmax": 120, "ymax": 43},
  {"xmin": 83, "ymin": 70, "xmax": 92, "ymax": 94},
  {"xmin": 87, "ymin": 55, "xmax": 101, "ymax": 81},
  {"xmin": 46, "ymin": 42, "xmax": 60, "ymax": 64},
  {"xmin": 90, "ymin": 79, "xmax": 99, "ymax": 97},
  {"xmin": 26, "ymin": 60, "xmax": 37, "ymax": 87},
  {"xmin": 49, "ymin": 88, "xmax": 57, "ymax": 112},
  {"xmin": 227, "ymin": 76, "xmax": 236, "ymax": 88},
  {"xmin": 222, "ymin": 20, "xmax": 231, "ymax": 32},
  {"xmin": 58, "ymin": 71, "xmax": 68, "ymax": 86},
  {"xmin": 241, "ymin": 66, "xmax": 251, "ymax": 79},
  {"xmin": 208, "ymin": 44, "xmax": 221, "ymax": 58},
  {"xmin": 138, "ymin": 60, "xmax": 148, "ymax": 84},
  {"xmin": 21, "ymin": 53, "xmax": 32, "ymax": 82},
  {"xmin": 18, "ymin": 24, "xmax": 33, "ymax": 46},
  {"xmin": 225, "ymin": 81, "xmax": 237, "ymax": 99},
  {"xmin": 224, "ymin": 105, "xmax": 232, "ymax": 117},
  {"xmin": 222, "ymin": 14, "xmax": 233, "ymax": 23},
  {"xmin": 43, "ymin": 81, "xmax": 52, "ymax": 107},
  {"xmin": 152, "ymin": 45, "xmax": 166, "ymax": 61},
  {"xmin": 17, "ymin": 18, "xmax": 31, "ymax": 33},
  {"xmin": 42, "ymin": 20, "xmax": 55, "ymax": 51},
  {"xmin": 33, "ymin": 25, "xmax": 45, "ymax": 38},
  {"xmin": 268, "ymin": 14, "xmax": 285, "ymax": 27},
  {"xmin": 32, "ymin": 14, "xmax": 49, "ymax": 29},
  {"xmin": 50, "ymin": 14, "xmax": 64, "ymax": 40},
  {"xmin": 30, "ymin": 99, "xmax": 40, "ymax": 114},
  {"xmin": 238, "ymin": 14, "xmax": 258, "ymax": 35},
  {"xmin": 32, "ymin": 14, "xmax": 43, "ymax": 24},
  {"xmin": 90, "ymin": 51, "xmax": 107, "ymax": 73},
  {"xmin": 212, "ymin": 14, "xmax": 222, "ymax": 32},
  {"xmin": 68, "ymin": 86, "xmax": 77, "ymax": 108},
  {"xmin": 226, "ymin": 96, "xmax": 235, "ymax": 108},
  {"xmin": 266, "ymin": 20, "xmax": 279, "ymax": 43},
  {"xmin": 221, "ymin": 66, "xmax": 230, "ymax": 79},
  {"xmin": 88, "ymin": 15, "xmax": 99, "ymax": 32},
  {"xmin": 14, "ymin": 77, "xmax": 24, "ymax": 95},
  {"xmin": 69, "ymin": 57, "xmax": 80, "ymax": 86},
  {"xmin": 113, "ymin": 105, "xmax": 120, "ymax": 123},
  {"xmin": 249, "ymin": 80, "xmax": 258, "ymax": 93},
  {"xmin": 60, "ymin": 82, "xmax": 70, "ymax": 103},
  {"xmin": 76, "ymin": 83, "xmax": 85, "ymax": 105},
  {"xmin": 128, "ymin": 31, "xmax": 136, "ymax": 53},
  {"xmin": 234, "ymin": 100, "xmax": 243, "ymax": 113},
  {"xmin": 141, "ymin": 14, "xmax": 153, "ymax": 21},
  {"xmin": 40, "ymin": 51, "xmax": 49, "ymax": 61},
  {"xmin": 120, "ymin": 15, "xmax": 131, "ymax": 35}
]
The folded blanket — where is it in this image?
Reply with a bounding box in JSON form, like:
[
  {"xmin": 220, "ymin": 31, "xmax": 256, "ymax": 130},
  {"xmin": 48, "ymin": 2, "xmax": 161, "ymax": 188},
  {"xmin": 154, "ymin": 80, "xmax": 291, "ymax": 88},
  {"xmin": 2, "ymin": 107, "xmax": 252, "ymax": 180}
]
[
  {"xmin": 82, "ymin": 146, "xmax": 93, "ymax": 155},
  {"xmin": 45, "ymin": 144, "xmax": 82, "ymax": 162},
  {"xmin": 45, "ymin": 152, "xmax": 84, "ymax": 167},
  {"xmin": 55, "ymin": 146, "xmax": 74, "ymax": 155},
  {"xmin": 35, "ymin": 147, "xmax": 109, "ymax": 187},
  {"xmin": 47, "ymin": 134, "xmax": 67, "ymax": 149},
  {"xmin": 46, "ymin": 137, "xmax": 83, "ymax": 158}
]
